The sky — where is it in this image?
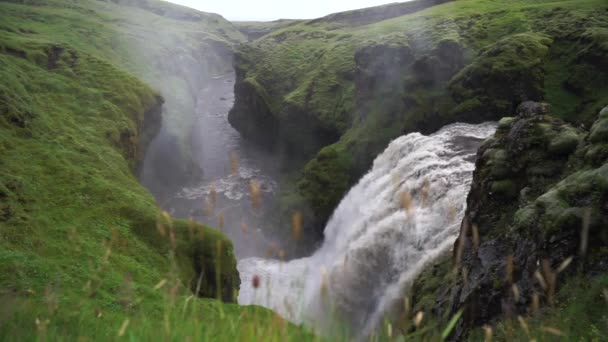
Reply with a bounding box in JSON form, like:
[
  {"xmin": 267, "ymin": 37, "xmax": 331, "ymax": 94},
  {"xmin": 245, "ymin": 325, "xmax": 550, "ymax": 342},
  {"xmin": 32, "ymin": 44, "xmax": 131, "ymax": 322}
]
[{"xmin": 165, "ymin": 0, "xmax": 401, "ymax": 21}]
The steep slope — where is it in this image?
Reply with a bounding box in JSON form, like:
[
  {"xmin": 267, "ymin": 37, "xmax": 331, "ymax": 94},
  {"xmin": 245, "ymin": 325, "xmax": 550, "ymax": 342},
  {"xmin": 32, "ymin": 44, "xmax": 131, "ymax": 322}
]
[
  {"xmin": 234, "ymin": 20, "xmax": 302, "ymax": 41},
  {"xmin": 407, "ymin": 104, "xmax": 608, "ymax": 340},
  {"xmin": 0, "ymin": 0, "xmax": 313, "ymax": 340},
  {"xmin": 229, "ymin": 0, "xmax": 608, "ymax": 242},
  {"xmin": 1, "ymin": 0, "xmax": 246, "ymax": 197}
]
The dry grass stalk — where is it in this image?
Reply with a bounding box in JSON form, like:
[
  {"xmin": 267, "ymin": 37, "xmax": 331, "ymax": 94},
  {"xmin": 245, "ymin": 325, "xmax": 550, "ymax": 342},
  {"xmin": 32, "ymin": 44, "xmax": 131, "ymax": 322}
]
[
  {"xmin": 603, "ymin": 289, "xmax": 608, "ymax": 304},
  {"xmin": 517, "ymin": 316, "xmax": 530, "ymax": 337},
  {"xmin": 117, "ymin": 319, "xmax": 130, "ymax": 337},
  {"xmin": 156, "ymin": 222, "xmax": 166, "ymax": 237},
  {"xmin": 218, "ymin": 213, "xmax": 225, "ymax": 230},
  {"xmin": 249, "ymin": 180, "xmax": 261, "ymax": 210},
  {"xmin": 531, "ymin": 293, "xmax": 540, "ymax": 314},
  {"xmin": 534, "ymin": 271, "xmax": 548, "ymax": 290},
  {"xmin": 153, "ymin": 279, "xmax": 168, "ymax": 291},
  {"xmin": 421, "ymin": 179, "xmax": 431, "ymax": 207},
  {"xmin": 401, "ymin": 192, "xmax": 414, "ymax": 216},
  {"xmin": 210, "ymin": 186, "xmax": 217, "ymax": 211},
  {"xmin": 320, "ymin": 267, "xmax": 329, "ymax": 298},
  {"xmin": 580, "ymin": 208, "xmax": 591, "ymax": 256},
  {"xmin": 472, "ymin": 224, "xmax": 480, "ymax": 250},
  {"xmin": 448, "ymin": 206, "xmax": 457, "ymax": 223},
  {"xmin": 241, "ymin": 222, "xmax": 249, "ymax": 234},
  {"xmin": 540, "ymin": 326, "xmax": 565, "ymax": 336},
  {"xmin": 413, "ymin": 311, "xmax": 424, "ymax": 328},
  {"xmin": 462, "ymin": 267, "xmax": 469, "ymax": 288},
  {"xmin": 483, "ymin": 325, "xmax": 493, "ymax": 342},
  {"xmin": 506, "ymin": 255, "xmax": 514, "ymax": 284},
  {"xmin": 455, "ymin": 219, "xmax": 469, "ymax": 267},
  {"xmin": 556, "ymin": 256, "xmax": 573, "ymax": 274},
  {"xmin": 292, "ymin": 211, "xmax": 302, "ymax": 241},
  {"xmin": 230, "ymin": 151, "xmax": 239, "ymax": 175},
  {"xmin": 511, "ymin": 284, "xmax": 520, "ymax": 302},
  {"xmin": 541, "ymin": 259, "xmax": 556, "ymax": 304},
  {"xmin": 265, "ymin": 242, "xmax": 277, "ymax": 258}
]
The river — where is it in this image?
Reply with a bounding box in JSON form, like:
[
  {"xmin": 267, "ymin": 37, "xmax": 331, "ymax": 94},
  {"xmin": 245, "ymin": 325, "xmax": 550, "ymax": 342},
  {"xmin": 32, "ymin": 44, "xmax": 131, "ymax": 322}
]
[{"xmin": 161, "ymin": 72, "xmax": 281, "ymax": 259}]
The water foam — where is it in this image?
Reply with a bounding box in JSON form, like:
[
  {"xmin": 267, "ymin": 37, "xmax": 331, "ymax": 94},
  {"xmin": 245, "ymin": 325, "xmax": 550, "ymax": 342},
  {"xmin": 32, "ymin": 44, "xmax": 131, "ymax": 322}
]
[{"xmin": 238, "ymin": 122, "xmax": 496, "ymax": 336}]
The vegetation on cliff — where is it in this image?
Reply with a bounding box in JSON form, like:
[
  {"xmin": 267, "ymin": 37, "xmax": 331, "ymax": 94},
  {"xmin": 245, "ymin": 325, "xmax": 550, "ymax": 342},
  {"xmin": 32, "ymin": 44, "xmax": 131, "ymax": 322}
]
[
  {"xmin": 0, "ymin": 0, "xmax": 312, "ymax": 340},
  {"xmin": 229, "ymin": 0, "xmax": 608, "ymax": 241},
  {"xmin": 1, "ymin": 0, "xmax": 247, "ymax": 195},
  {"xmin": 407, "ymin": 103, "xmax": 608, "ymax": 339}
]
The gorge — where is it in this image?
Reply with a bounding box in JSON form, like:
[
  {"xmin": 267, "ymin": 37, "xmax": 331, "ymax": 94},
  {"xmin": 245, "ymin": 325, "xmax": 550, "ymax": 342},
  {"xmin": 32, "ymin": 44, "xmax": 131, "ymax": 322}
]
[{"xmin": 1, "ymin": 0, "xmax": 607, "ymax": 340}]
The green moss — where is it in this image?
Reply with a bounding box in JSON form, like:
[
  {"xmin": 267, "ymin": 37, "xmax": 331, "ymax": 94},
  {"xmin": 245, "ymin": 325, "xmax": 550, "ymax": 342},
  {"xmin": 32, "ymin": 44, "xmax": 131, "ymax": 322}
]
[
  {"xmin": 0, "ymin": 0, "xmax": 287, "ymax": 339},
  {"xmin": 497, "ymin": 117, "xmax": 516, "ymax": 130},
  {"xmin": 548, "ymin": 128, "xmax": 581, "ymax": 155},
  {"xmin": 491, "ymin": 180, "xmax": 518, "ymax": 198},
  {"xmin": 230, "ymin": 0, "xmax": 608, "ymax": 233},
  {"xmin": 475, "ymin": 274, "xmax": 608, "ymax": 341},
  {"xmin": 589, "ymin": 117, "xmax": 608, "ymax": 143},
  {"xmin": 449, "ymin": 32, "xmax": 552, "ymax": 118},
  {"xmin": 297, "ymin": 145, "xmax": 353, "ymax": 231}
]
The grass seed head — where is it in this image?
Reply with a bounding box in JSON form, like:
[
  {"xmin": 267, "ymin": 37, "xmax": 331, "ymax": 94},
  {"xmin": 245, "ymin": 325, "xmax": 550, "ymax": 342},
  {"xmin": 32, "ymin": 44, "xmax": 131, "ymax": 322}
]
[
  {"xmin": 483, "ymin": 325, "xmax": 493, "ymax": 342},
  {"xmin": 472, "ymin": 224, "xmax": 480, "ymax": 250},
  {"xmin": 517, "ymin": 316, "xmax": 530, "ymax": 337},
  {"xmin": 531, "ymin": 292, "xmax": 540, "ymax": 314},
  {"xmin": 230, "ymin": 151, "xmax": 239, "ymax": 175},
  {"xmin": 249, "ymin": 180, "xmax": 261, "ymax": 210},
  {"xmin": 511, "ymin": 284, "xmax": 520, "ymax": 302},
  {"xmin": 117, "ymin": 319, "xmax": 130, "ymax": 337},
  {"xmin": 401, "ymin": 192, "xmax": 414, "ymax": 215},
  {"xmin": 292, "ymin": 211, "xmax": 302, "ymax": 241},
  {"xmin": 252, "ymin": 275, "xmax": 260, "ymax": 289},
  {"xmin": 413, "ymin": 311, "xmax": 424, "ymax": 328},
  {"xmin": 540, "ymin": 326, "xmax": 565, "ymax": 336},
  {"xmin": 556, "ymin": 256, "xmax": 573, "ymax": 274}
]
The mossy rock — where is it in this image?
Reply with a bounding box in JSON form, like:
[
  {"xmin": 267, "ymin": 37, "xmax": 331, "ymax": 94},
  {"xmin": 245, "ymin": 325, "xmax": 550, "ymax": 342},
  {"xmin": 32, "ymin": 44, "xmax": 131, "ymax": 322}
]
[
  {"xmin": 449, "ymin": 33, "xmax": 552, "ymax": 120},
  {"xmin": 497, "ymin": 116, "xmax": 516, "ymax": 130},
  {"xmin": 589, "ymin": 117, "xmax": 608, "ymax": 143},
  {"xmin": 548, "ymin": 128, "xmax": 581, "ymax": 155},
  {"xmin": 491, "ymin": 179, "xmax": 518, "ymax": 198},
  {"xmin": 297, "ymin": 144, "xmax": 353, "ymax": 234}
]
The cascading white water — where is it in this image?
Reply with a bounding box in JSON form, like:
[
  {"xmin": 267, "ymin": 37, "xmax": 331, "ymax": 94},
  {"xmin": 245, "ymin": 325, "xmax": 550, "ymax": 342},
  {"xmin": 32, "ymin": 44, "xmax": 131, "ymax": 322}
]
[{"xmin": 238, "ymin": 122, "xmax": 497, "ymax": 336}]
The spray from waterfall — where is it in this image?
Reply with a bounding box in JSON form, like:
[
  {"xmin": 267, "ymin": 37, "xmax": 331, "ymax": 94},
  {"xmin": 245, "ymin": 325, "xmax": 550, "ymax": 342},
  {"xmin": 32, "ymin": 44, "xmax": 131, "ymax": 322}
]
[{"xmin": 238, "ymin": 122, "xmax": 497, "ymax": 336}]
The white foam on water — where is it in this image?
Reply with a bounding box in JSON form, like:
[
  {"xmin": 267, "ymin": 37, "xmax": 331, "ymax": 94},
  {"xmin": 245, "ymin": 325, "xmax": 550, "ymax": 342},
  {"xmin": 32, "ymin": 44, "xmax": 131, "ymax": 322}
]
[{"xmin": 237, "ymin": 122, "xmax": 496, "ymax": 336}]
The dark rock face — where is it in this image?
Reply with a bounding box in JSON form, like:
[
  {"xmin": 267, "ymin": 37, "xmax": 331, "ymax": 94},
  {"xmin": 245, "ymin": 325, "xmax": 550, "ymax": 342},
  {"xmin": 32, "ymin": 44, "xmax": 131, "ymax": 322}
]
[
  {"xmin": 438, "ymin": 103, "xmax": 608, "ymax": 338},
  {"xmin": 228, "ymin": 76, "xmax": 279, "ymax": 148},
  {"xmin": 449, "ymin": 33, "xmax": 552, "ymax": 122},
  {"xmin": 354, "ymin": 43, "xmax": 414, "ymax": 105},
  {"xmin": 228, "ymin": 48, "xmax": 342, "ymax": 160}
]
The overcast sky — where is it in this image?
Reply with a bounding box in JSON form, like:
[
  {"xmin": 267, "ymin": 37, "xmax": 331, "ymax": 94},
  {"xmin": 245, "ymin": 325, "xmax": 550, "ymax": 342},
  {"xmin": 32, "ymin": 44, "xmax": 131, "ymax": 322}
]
[{"xmin": 165, "ymin": 0, "xmax": 401, "ymax": 21}]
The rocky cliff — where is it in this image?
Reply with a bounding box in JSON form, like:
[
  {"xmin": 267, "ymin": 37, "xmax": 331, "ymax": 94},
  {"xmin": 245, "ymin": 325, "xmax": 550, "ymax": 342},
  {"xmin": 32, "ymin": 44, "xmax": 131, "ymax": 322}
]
[
  {"xmin": 229, "ymin": 0, "xmax": 608, "ymax": 242},
  {"xmin": 409, "ymin": 103, "xmax": 608, "ymax": 339}
]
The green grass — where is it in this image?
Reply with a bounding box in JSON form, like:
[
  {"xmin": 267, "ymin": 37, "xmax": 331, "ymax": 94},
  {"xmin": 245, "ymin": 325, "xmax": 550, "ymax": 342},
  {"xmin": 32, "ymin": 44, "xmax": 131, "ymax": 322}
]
[
  {"xmin": 0, "ymin": 0, "xmax": 246, "ymax": 174},
  {"xmin": 230, "ymin": 0, "xmax": 608, "ymax": 237},
  {"xmin": 0, "ymin": 0, "xmax": 306, "ymax": 339}
]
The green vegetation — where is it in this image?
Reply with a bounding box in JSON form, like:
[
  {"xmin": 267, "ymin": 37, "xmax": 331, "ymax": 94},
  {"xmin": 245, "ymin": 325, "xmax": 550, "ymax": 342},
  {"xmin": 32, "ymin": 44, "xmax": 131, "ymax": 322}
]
[
  {"xmin": 0, "ymin": 0, "xmax": 314, "ymax": 340},
  {"xmin": 230, "ymin": 0, "xmax": 608, "ymax": 237},
  {"xmin": 1, "ymin": 0, "xmax": 246, "ymax": 190}
]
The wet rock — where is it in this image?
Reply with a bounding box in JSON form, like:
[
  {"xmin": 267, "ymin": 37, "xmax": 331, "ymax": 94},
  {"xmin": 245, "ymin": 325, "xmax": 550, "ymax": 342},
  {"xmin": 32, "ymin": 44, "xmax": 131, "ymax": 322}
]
[
  {"xmin": 516, "ymin": 101, "xmax": 551, "ymax": 118},
  {"xmin": 434, "ymin": 104, "xmax": 608, "ymax": 339}
]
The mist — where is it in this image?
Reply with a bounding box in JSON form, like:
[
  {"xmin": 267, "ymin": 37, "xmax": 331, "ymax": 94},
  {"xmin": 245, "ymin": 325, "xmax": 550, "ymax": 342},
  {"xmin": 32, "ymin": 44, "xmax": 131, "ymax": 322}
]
[{"xmin": 166, "ymin": 0, "xmax": 405, "ymax": 21}]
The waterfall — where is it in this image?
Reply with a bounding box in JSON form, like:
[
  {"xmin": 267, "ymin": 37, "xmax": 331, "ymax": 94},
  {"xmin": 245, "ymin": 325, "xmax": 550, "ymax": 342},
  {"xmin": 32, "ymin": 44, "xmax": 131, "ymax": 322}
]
[{"xmin": 238, "ymin": 122, "xmax": 497, "ymax": 336}]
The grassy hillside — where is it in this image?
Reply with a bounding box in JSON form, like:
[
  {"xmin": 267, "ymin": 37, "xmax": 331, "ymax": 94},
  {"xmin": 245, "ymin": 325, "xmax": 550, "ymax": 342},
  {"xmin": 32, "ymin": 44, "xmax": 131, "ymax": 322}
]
[
  {"xmin": 0, "ymin": 0, "xmax": 313, "ymax": 340},
  {"xmin": 234, "ymin": 20, "xmax": 302, "ymax": 41},
  {"xmin": 229, "ymin": 0, "xmax": 608, "ymax": 241},
  {"xmin": 1, "ymin": 0, "xmax": 247, "ymax": 195}
]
